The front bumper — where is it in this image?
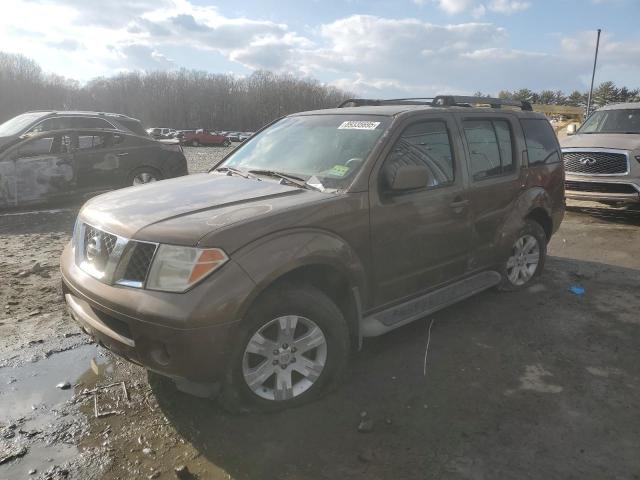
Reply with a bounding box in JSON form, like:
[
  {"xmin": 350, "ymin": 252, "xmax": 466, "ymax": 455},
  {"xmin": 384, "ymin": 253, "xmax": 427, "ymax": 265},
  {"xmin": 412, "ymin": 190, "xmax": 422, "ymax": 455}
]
[
  {"xmin": 61, "ymin": 242, "xmax": 255, "ymax": 385},
  {"xmin": 564, "ymin": 176, "xmax": 640, "ymax": 204}
]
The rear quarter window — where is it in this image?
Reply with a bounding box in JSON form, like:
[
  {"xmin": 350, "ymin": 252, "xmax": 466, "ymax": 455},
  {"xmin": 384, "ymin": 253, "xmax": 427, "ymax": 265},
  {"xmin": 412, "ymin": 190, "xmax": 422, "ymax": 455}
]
[{"xmin": 520, "ymin": 118, "xmax": 560, "ymax": 166}]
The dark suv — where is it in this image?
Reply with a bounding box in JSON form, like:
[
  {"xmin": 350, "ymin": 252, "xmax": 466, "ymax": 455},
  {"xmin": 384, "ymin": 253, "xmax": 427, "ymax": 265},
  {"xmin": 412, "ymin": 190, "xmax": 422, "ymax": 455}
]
[
  {"xmin": 0, "ymin": 110, "xmax": 149, "ymax": 150},
  {"xmin": 60, "ymin": 96, "xmax": 565, "ymax": 411},
  {"xmin": 0, "ymin": 112, "xmax": 188, "ymax": 208}
]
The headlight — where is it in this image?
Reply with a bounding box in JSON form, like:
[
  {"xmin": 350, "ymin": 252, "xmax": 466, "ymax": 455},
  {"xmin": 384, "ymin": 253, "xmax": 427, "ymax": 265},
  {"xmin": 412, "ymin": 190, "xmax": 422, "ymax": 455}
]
[{"xmin": 146, "ymin": 245, "xmax": 228, "ymax": 292}]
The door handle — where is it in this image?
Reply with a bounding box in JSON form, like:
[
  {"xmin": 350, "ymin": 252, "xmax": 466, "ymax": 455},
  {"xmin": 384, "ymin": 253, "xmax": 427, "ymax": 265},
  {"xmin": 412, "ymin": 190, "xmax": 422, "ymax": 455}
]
[
  {"xmin": 449, "ymin": 199, "xmax": 469, "ymax": 208},
  {"xmin": 449, "ymin": 198, "xmax": 469, "ymax": 212},
  {"xmin": 116, "ymin": 152, "xmax": 129, "ymax": 157}
]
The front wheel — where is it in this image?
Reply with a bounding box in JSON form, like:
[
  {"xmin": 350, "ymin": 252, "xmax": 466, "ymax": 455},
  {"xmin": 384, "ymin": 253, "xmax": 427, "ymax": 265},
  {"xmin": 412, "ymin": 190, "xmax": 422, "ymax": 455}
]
[
  {"xmin": 222, "ymin": 139, "xmax": 231, "ymax": 147},
  {"xmin": 128, "ymin": 167, "xmax": 162, "ymax": 187},
  {"xmin": 499, "ymin": 219, "xmax": 547, "ymax": 291},
  {"xmin": 221, "ymin": 285, "xmax": 350, "ymax": 412}
]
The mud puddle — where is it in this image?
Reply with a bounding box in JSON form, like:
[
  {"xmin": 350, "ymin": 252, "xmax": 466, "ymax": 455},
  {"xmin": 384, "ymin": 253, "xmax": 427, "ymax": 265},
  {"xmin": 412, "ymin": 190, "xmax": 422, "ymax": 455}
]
[{"xmin": 0, "ymin": 345, "xmax": 113, "ymax": 479}]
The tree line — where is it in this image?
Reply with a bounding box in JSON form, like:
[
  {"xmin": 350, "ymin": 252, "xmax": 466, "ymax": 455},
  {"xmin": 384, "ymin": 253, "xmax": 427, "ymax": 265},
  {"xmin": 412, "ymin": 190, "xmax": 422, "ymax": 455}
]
[
  {"xmin": 2, "ymin": 51, "xmax": 639, "ymax": 130},
  {"xmin": 475, "ymin": 81, "xmax": 640, "ymax": 109},
  {"xmin": 0, "ymin": 52, "xmax": 352, "ymax": 131}
]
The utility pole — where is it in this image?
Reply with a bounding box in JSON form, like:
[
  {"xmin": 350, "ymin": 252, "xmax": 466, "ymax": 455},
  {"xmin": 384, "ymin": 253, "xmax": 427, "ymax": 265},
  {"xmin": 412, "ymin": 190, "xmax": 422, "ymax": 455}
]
[{"xmin": 586, "ymin": 28, "xmax": 602, "ymax": 115}]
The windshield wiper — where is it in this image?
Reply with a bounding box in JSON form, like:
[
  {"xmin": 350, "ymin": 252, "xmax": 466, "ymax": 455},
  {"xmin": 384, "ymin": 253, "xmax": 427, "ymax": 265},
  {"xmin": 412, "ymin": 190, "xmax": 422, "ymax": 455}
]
[
  {"xmin": 214, "ymin": 166, "xmax": 258, "ymax": 179},
  {"xmin": 248, "ymin": 169, "xmax": 323, "ymax": 192}
]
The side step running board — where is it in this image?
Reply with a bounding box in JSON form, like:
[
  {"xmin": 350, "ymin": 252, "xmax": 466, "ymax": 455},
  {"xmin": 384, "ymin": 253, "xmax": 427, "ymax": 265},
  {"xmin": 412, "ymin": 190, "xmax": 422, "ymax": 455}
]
[{"xmin": 361, "ymin": 271, "xmax": 501, "ymax": 337}]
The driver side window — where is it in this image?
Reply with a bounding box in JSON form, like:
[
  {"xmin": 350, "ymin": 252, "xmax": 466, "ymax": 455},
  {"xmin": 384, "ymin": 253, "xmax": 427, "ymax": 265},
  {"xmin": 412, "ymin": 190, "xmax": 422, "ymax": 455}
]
[
  {"xmin": 17, "ymin": 136, "xmax": 55, "ymax": 158},
  {"xmin": 383, "ymin": 121, "xmax": 455, "ymax": 190}
]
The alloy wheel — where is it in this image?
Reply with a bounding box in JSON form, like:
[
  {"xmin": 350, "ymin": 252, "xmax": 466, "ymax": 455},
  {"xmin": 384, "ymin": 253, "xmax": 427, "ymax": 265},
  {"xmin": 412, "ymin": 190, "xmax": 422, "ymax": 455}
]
[
  {"xmin": 132, "ymin": 172, "xmax": 158, "ymax": 186},
  {"xmin": 506, "ymin": 234, "xmax": 540, "ymax": 286},
  {"xmin": 242, "ymin": 315, "xmax": 327, "ymax": 401}
]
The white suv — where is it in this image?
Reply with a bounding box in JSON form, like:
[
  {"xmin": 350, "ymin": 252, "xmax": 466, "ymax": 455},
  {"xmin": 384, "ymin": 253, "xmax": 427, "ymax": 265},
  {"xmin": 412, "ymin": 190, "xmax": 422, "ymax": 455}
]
[{"xmin": 561, "ymin": 103, "xmax": 640, "ymax": 205}]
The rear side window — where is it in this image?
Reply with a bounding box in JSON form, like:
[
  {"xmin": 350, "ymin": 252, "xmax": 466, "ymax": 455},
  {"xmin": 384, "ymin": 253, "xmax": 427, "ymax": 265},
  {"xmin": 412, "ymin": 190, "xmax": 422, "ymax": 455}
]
[
  {"xmin": 384, "ymin": 121, "xmax": 455, "ymax": 189},
  {"xmin": 117, "ymin": 118, "xmax": 148, "ymax": 136},
  {"xmin": 520, "ymin": 119, "xmax": 560, "ymax": 165},
  {"xmin": 463, "ymin": 119, "xmax": 515, "ymax": 180},
  {"xmin": 78, "ymin": 134, "xmax": 109, "ymax": 150}
]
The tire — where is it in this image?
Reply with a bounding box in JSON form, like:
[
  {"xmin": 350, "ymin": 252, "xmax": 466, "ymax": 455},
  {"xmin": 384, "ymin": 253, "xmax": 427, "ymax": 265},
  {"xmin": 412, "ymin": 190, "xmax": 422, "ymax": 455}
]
[
  {"xmin": 192, "ymin": 139, "xmax": 200, "ymax": 147},
  {"xmin": 498, "ymin": 219, "xmax": 547, "ymax": 291},
  {"xmin": 223, "ymin": 139, "xmax": 231, "ymax": 147},
  {"xmin": 220, "ymin": 284, "xmax": 350, "ymax": 413},
  {"xmin": 128, "ymin": 167, "xmax": 162, "ymax": 187}
]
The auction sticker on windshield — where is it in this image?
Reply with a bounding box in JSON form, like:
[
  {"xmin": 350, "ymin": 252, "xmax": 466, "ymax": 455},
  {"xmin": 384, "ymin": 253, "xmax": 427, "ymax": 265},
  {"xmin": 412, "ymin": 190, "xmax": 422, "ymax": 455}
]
[{"xmin": 338, "ymin": 121, "xmax": 381, "ymax": 130}]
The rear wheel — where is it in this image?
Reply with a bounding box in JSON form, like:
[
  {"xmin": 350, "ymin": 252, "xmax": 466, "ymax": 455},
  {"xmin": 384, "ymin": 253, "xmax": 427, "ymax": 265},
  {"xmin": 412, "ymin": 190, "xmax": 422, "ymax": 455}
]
[
  {"xmin": 499, "ymin": 219, "xmax": 547, "ymax": 291},
  {"xmin": 220, "ymin": 285, "xmax": 349, "ymax": 412},
  {"xmin": 192, "ymin": 139, "xmax": 200, "ymax": 147},
  {"xmin": 223, "ymin": 139, "xmax": 231, "ymax": 147},
  {"xmin": 128, "ymin": 167, "xmax": 162, "ymax": 187}
]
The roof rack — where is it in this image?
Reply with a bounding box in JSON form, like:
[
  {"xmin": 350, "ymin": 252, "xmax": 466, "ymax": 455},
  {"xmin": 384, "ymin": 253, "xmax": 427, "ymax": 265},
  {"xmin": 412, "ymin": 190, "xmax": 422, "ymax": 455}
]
[
  {"xmin": 432, "ymin": 95, "xmax": 533, "ymax": 111},
  {"xmin": 337, "ymin": 98, "xmax": 434, "ymax": 108},
  {"xmin": 338, "ymin": 95, "xmax": 533, "ymax": 111}
]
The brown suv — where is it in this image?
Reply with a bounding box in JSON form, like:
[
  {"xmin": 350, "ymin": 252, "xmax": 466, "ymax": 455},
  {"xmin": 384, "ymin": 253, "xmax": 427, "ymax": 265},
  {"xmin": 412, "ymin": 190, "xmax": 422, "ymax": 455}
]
[{"xmin": 60, "ymin": 96, "xmax": 565, "ymax": 411}]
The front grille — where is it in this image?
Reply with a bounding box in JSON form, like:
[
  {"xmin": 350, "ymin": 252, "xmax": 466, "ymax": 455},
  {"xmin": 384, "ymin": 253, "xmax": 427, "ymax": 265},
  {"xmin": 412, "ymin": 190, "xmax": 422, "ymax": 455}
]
[
  {"xmin": 563, "ymin": 151, "xmax": 628, "ymax": 174},
  {"xmin": 121, "ymin": 242, "xmax": 157, "ymax": 283},
  {"xmin": 565, "ymin": 181, "xmax": 638, "ymax": 194}
]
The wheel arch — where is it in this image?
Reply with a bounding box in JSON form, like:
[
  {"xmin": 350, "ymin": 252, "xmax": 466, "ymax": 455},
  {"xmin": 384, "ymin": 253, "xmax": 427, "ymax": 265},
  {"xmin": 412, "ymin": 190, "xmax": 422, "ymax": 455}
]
[{"xmin": 233, "ymin": 229, "xmax": 368, "ymax": 349}]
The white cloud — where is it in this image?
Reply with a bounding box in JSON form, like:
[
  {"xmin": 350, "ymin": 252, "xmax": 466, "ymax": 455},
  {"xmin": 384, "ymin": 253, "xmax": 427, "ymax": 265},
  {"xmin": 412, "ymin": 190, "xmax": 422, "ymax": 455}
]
[
  {"xmin": 1, "ymin": 0, "xmax": 639, "ymax": 98},
  {"xmin": 416, "ymin": 0, "xmax": 531, "ymax": 16}
]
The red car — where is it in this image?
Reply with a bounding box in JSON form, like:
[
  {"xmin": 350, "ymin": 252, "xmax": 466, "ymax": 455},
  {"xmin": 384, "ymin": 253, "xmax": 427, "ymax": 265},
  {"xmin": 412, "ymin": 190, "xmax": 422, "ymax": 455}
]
[{"xmin": 181, "ymin": 129, "xmax": 231, "ymax": 147}]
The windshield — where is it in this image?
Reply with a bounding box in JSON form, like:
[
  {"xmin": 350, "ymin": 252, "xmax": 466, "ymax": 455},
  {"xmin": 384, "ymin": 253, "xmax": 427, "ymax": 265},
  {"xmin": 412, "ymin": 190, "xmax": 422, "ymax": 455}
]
[
  {"xmin": 0, "ymin": 112, "xmax": 46, "ymax": 136},
  {"xmin": 580, "ymin": 109, "xmax": 640, "ymax": 134},
  {"xmin": 218, "ymin": 114, "xmax": 390, "ymax": 190}
]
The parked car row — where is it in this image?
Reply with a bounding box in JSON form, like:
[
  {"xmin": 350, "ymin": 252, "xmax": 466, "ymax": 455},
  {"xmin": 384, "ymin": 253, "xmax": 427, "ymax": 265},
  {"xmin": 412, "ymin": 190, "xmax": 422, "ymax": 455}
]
[
  {"xmin": 146, "ymin": 127, "xmax": 254, "ymax": 145},
  {"xmin": 0, "ymin": 111, "xmax": 188, "ymax": 209}
]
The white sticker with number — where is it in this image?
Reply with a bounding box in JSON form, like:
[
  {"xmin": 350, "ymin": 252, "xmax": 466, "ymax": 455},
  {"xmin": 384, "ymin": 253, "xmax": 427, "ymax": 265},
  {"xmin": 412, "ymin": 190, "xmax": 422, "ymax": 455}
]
[{"xmin": 338, "ymin": 121, "xmax": 381, "ymax": 130}]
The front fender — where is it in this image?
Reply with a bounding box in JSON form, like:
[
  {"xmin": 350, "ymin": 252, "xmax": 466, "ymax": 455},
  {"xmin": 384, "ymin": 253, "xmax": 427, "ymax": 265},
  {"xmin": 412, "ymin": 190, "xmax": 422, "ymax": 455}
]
[{"xmin": 231, "ymin": 227, "xmax": 367, "ymax": 318}]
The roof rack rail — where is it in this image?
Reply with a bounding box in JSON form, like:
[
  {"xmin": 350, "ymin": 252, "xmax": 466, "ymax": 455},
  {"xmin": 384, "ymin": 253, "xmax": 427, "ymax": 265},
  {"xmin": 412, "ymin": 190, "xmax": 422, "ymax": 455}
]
[
  {"xmin": 338, "ymin": 95, "xmax": 533, "ymax": 111},
  {"xmin": 337, "ymin": 98, "xmax": 434, "ymax": 108},
  {"xmin": 432, "ymin": 95, "xmax": 533, "ymax": 111}
]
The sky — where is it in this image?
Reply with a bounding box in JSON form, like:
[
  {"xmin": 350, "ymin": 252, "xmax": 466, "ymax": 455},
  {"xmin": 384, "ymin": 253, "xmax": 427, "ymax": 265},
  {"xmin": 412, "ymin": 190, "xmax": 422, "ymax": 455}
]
[{"xmin": 2, "ymin": 0, "xmax": 639, "ymax": 97}]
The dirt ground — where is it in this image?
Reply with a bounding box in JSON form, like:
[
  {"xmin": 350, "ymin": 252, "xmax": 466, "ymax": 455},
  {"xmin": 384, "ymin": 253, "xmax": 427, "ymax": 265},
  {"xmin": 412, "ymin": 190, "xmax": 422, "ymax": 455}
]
[{"xmin": 1, "ymin": 148, "xmax": 640, "ymax": 479}]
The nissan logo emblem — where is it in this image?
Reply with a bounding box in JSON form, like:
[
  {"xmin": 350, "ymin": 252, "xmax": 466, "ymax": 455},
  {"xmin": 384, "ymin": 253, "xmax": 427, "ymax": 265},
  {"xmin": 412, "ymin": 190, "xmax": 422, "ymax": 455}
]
[{"xmin": 579, "ymin": 157, "xmax": 597, "ymax": 166}]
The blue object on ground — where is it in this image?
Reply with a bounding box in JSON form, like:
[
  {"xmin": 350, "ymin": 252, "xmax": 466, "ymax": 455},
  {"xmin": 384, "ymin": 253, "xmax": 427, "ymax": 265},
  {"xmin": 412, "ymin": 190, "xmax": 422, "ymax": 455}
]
[{"xmin": 569, "ymin": 285, "xmax": 585, "ymax": 296}]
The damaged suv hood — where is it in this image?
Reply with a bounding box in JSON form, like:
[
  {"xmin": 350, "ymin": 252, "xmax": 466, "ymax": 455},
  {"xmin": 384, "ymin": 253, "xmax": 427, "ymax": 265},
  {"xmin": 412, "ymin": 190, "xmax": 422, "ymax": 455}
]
[
  {"xmin": 561, "ymin": 133, "xmax": 640, "ymax": 151},
  {"xmin": 80, "ymin": 173, "xmax": 317, "ymax": 245}
]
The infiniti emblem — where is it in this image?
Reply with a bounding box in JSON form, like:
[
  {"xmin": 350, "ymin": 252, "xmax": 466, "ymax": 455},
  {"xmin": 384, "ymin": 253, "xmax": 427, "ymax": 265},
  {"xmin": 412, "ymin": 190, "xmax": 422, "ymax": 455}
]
[
  {"xmin": 579, "ymin": 157, "xmax": 597, "ymax": 166},
  {"xmin": 86, "ymin": 234, "xmax": 106, "ymax": 265}
]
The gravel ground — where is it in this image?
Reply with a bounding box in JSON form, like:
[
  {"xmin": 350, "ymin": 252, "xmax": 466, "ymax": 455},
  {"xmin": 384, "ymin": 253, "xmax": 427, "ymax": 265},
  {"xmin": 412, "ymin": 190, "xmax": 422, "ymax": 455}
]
[
  {"xmin": 183, "ymin": 145, "xmax": 236, "ymax": 174},
  {"xmin": 1, "ymin": 170, "xmax": 640, "ymax": 479}
]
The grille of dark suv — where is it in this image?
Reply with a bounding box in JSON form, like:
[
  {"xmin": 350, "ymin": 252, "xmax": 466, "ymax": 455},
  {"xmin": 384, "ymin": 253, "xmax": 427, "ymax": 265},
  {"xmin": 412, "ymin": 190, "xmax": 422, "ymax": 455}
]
[
  {"xmin": 565, "ymin": 181, "xmax": 638, "ymax": 194},
  {"xmin": 563, "ymin": 151, "xmax": 628, "ymax": 174},
  {"xmin": 121, "ymin": 242, "xmax": 157, "ymax": 283}
]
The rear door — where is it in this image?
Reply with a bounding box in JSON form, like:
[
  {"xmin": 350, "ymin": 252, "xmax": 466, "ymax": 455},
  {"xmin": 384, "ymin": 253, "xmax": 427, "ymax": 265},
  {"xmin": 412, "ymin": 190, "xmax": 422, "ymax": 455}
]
[
  {"xmin": 74, "ymin": 131, "xmax": 130, "ymax": 192},
  {"xmin": 13, "ymin": 133, "xmax": 76, "ymax": 205},
  {"xmin": 369, "ymin": 114, "xmax": 472, "ymax": 307},
  {"xmin": 456, "ymin": 112, "xmax": 524, "ymax": 269}
]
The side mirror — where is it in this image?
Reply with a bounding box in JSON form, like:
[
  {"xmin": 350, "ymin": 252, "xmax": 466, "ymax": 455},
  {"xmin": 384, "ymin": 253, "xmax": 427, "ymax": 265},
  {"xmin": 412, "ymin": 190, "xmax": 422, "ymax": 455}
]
[
  {"xmin": 566, "ymin": 124, "xmax": 577, "ymax": 136},
  {"xmin": 384, "ymin": 164, "xmax": 430, "ymax": 191}
]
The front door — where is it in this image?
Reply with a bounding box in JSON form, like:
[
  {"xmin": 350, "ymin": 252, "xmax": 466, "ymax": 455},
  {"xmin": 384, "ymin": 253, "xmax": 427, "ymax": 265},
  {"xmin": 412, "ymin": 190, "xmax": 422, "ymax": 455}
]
[
  {"xmin": 370, "ymin": 115, "xmax": 472, "ymax": 308},
  {"xmin": 14, "ymin": 133, "xmax": 76, "ymax": 205},
  {"xmin": 74, "ymin": 132, "xmax": 128, "ymax": 192}
]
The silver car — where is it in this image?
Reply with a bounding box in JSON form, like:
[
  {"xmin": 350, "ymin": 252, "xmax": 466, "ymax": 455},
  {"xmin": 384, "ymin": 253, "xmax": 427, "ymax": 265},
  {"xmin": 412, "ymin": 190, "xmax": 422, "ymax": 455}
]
[{"xmin": 561, "ymin": 102, "xmax": 640, "ymax": 205}]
